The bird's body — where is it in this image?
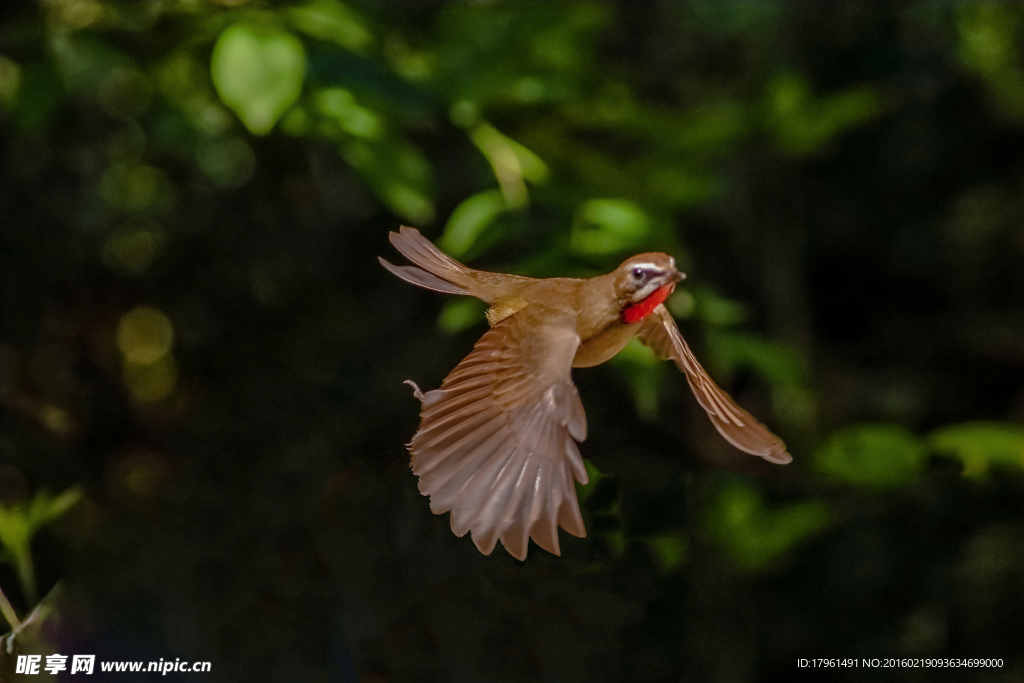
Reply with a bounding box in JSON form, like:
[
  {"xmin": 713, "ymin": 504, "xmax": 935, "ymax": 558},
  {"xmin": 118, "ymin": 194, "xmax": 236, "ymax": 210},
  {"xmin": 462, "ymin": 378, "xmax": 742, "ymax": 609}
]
[{"xmin": 381, "ymin": 226, "xmax": 791, "ymax": 561}]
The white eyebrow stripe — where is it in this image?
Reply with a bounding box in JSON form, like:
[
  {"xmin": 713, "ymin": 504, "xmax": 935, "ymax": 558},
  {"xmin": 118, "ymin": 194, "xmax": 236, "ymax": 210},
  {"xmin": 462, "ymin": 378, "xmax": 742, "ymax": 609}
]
[
  {"xmin": 628, "ymin": 262, "xmax": 662, "ymax": 271},
  {"xmin": 631, "ymin": 281, "xmax": 662, "ymax": 301}
]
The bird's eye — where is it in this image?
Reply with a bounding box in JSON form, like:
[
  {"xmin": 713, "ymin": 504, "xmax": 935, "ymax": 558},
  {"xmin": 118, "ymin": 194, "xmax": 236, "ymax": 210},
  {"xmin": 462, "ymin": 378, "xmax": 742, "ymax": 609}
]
[{"xmin": 631, "ymin": 268, "xmax": 644, "ymax": 280}]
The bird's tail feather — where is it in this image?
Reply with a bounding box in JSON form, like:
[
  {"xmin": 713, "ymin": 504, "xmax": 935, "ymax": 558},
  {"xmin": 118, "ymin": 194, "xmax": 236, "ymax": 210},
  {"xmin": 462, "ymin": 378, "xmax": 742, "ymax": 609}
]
[
  {"xmin": 387, "ymin": 226, "xmax": 476, "ymax": 290},
  {"xmin": 378, "ymin": 257, "xmax": 470, "ymax": 295}
]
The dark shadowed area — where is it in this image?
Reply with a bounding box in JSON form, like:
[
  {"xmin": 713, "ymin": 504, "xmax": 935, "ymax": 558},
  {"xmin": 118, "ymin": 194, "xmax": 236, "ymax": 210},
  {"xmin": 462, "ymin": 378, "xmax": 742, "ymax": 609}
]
[{"xmin": 1, "ymin": 1, "xmax": 1023, "ymax": 681}]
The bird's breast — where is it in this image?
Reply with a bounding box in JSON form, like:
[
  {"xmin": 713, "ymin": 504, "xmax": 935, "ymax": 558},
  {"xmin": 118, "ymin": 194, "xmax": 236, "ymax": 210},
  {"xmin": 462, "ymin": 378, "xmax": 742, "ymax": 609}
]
[{"xmin": 572, "ymin": 320, "xmax": 643, "ymax": 368}]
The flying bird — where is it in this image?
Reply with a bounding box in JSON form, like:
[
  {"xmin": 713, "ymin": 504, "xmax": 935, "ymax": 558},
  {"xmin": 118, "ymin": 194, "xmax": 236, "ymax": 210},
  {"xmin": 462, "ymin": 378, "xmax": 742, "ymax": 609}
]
[{"xmin": 380, "ymin": 227, "xmax": 791, "ymax": 561}]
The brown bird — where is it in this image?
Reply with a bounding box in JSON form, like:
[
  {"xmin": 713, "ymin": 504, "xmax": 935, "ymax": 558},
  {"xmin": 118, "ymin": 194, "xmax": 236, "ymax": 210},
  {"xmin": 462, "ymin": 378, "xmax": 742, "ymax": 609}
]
[{"xmin": 380, "ymin": 226, "xmax": 791, "ymax": 561}]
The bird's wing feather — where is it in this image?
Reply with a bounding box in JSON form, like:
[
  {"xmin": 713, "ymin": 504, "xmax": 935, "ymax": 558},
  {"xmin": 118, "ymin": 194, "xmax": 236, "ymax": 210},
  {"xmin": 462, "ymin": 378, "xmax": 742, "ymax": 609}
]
[
  {"xmin": 409, "ymin": 305, "xmax": 589, "ymax": 560},
  {"xmin": 636, "ymin": 304, "xmax": 792, "ymax": 464}
]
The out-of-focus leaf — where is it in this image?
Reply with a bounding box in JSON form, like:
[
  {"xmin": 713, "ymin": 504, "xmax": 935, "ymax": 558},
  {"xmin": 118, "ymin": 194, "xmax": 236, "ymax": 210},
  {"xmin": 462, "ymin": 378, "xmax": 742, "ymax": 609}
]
[
  {"xmin": 958, "ymin": 2, "xmax": 1019, "ymax": 76},
  {"xmin": 765, "ymin": 73, "xmax": 881, "ymax": 155},
  {"xmin": 577, "ymin": 459, "xmax": 609, "ymax": 504},
  {"xmin": 705, "ymin": 330, "xmax": 807, "ymax": 388},
  {"xmin": 305, "ymin": 45, "xmax": 437, "ymax": 119},
  {"xmin": 609, "ymin": 337, "xmax": 665, "ymax": 420},
  {"xmin": 289, "ymin": 0, "xmax": 373, "ymax": 53},
  {"xmin": 691, "ymin": 287, "xmax": 747, "ymax": 326},
  {"xmin": 25, "ymin": 488, "xmax": 83, "ymax": 531},
  {"xmin": 10, "ymin": 63, "xmax": 62, "ymax": 137},
  {"xmin": 688, "ymin": 1, "xmax": 785, "ymax": 35},
  {"xmin": 314, "ymin": 87, "xmax": 382, "ymax": 139},
  {"xmin": 705, "ymin": 476, "xmax": 829, "ymax": 571},
  {"xmin": 0, "ymin": 55, "xmax": 21, "ymax": 110},
  {"xmin": 814, "ymin": 424, "xmax": 927, "ymax": 489},
  {"xmin": 469, "ymin": 123, "xmax": 548, "ymax": 207},
  {"xmin": 437, "ymin": 298, "xmax": 486, "ymax": 335},
  {"xmin": 641, "ymin": 163, "xmax": 719, "ymax": 208},
  {"xmin": 667, "ymin": 100, "xmax": 750, "ymax": 153},
  {"xmin": 0, "ymin": 488, "xmax": 82, "ymax": 604},
  {"xmin": 49, "ymin": 34, "xmax": 129, "ymax": 93},
  {"xmin": 433, "ymin": 2, "xmax": 609, "ymax": 106},
  {"xmin": 341, "ymin": 137, "xmax": 433, "ymax": 223},
  {"xmin": 666, "ymin": 289, "xmax": 696, "ymax": 319},
  {"xmin": 957, "ymin": 3, "xmax": 1024, "ymax": 120},
  {"xmin": 438, "ymin": 190, "xmax": 507, "ymax": 257},
  {"xmin": 929, "ymin": 422, "xmax": 1024, "ymax": 476},
  {"xmin": 569, "ymin": 199, "xmax": 649, "ymax": 257},
  {"xmin": 211, "ymin": 23, "xmax": 306, "ymax": 135},
  {"xmin": 646, "ymin": 531, "xmax": 689, "ymax": 573}
]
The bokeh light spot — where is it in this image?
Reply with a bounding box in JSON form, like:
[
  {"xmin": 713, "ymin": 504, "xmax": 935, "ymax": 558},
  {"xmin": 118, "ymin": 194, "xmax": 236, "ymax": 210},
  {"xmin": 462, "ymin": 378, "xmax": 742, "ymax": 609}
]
[
  {"xmin": 39, "ymin": 405, "xmax": 72, "ymax": 434},
  {"xmin": 0, "ymin": 56, "xmax": 21, "ymax": 109},
  {"xmin": 100, "ymin": 164, "xmax": 174, "ymax": 213},
  {"xmin": 196, "ymin": 136, "xmax": 256, "ymax": 187},
  {"xmin": 123, "ymin": 354, "xmax": 178, "ymax": 402},
  {"xmin": 97, "ymin": 66, "xmax": 153, "ymax": 119},
  {"xmin": 101, "ymin": 226, "xmax": 163, "ymax": 275},
  {"xmin": 116, "ymin": 306, "xmax": 174, "ymax": 364}
]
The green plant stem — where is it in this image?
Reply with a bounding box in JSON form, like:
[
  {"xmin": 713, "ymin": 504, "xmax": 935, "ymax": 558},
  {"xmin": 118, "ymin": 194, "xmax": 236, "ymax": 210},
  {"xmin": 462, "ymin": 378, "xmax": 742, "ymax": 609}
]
[
  {"xmin": 0, "ymin": 584, "xmax": 19, "ymax": 632},
  {"xmin": 15, "ymin": 550, "xmax": 36, "ymax": 607}
]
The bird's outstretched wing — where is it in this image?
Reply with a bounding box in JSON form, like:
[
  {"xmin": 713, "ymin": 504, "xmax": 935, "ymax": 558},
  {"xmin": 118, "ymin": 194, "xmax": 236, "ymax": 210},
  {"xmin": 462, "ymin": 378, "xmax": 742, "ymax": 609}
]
[
  {"xmin": 636, "ymin": 304, "xmax": 792, "ymax": 464},
  {"xmin": 408, "ymin": 305, "xmax": 589, "ymax": 560}
]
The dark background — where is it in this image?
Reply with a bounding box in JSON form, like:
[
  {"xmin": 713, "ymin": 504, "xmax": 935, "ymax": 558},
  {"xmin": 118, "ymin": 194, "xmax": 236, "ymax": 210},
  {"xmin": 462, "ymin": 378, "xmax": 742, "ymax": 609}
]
[{"xmin": 1, "ymin": 1, "xmax": 1023, "ymax": 681}]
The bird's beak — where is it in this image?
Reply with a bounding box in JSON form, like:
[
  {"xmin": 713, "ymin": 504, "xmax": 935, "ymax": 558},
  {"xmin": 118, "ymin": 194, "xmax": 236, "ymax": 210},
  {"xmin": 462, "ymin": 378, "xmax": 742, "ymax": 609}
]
[{"xmin": 669, "ymin": 269, "xmax": 686, "ymax": 283}]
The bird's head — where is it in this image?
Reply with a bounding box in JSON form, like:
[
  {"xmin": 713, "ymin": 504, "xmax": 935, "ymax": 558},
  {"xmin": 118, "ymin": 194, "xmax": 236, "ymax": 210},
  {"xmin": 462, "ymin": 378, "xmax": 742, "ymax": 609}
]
[
  {"xmin": 612, "ymin": 253, "xmax": 686, "ymax": 323},
  {"xmin": 614, "ymin": 253, "xmax": 685, "ymax": 303}
]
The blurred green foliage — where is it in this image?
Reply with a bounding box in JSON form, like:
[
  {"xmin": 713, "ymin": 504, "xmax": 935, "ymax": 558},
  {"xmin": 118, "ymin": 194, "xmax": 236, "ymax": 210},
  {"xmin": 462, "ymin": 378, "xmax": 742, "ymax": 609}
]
[
  {"xmin": 704, "ymin": 475, "xmax": 830, "ymax": 571},
  {"xmin": 1, "ymin": 0, "xmax": 1024, "ymax": 680},
  {"xmin": 0, "ymin": 488, "xmax": 81, "ymax": 606},
  {"xmin": 212, "ymin": 22, "xmax": 307, "ymax": 136}
]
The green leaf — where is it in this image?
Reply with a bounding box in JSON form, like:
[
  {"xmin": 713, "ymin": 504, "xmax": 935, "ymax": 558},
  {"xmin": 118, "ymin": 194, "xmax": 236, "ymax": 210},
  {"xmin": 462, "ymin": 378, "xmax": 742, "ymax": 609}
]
[
  {"xmin": 468, "ymin": 123, "xmax": 548, "ymax": 207},
  {"xmin": 288, "ymin": 0, "xmax": 373, "ymax": 53},
  {"xmin": 958, "ymin": 2, "xmax": 1019, "ymax": 76},
  {"xmin": 437, "ymin": 189, "xmax": 507, "ymax": 257},
  {"xmin": 437, "ymin": 298, "xmax": 487, "ymax": 335},
  {"xmin": 569, "ymin": 199, "xmax": 650, "ymax": 257},
  {"xmin": 705, "ymin": 476, "xmax": 829, "ymax": 571},
  {"xmin": 609, "ymin": 337, "xmax": 665, "ymax": 420},
  {"xmin": 814, "ymin": 424, "xmax": 927, "ymax": 489},
  {"xmin": 211, "ymin": 23, "xmax": 306, "ymax": 136},
  {"xmin": 705, "ymin": 330, "xmax": 807, "ymax": 388},
  {"xmin": 929, "ymin": 421, "xmax": 1024, "ymax": 476},
  {"xmin": 646, "ymin": 531, "xmax": 689, "ymax": 572},
  {"xmin": 691, "ymin": 287, "xmax": 747, "ymax": 327},
  {"xmin": 28, "ymin": 488, "xmax": 83, "ymax": 529},
  {"xmin": 765, "ymin": 72, "xmax": 881, "ymax": 155},
  {"xmin": 313, "ymin": 87, "xmax": 382, "ymax": 139},
  {"xmin": 0, "ymin": 487, "xmax": 82, "ymax": 605},
  {"xmin": 576, "ymin": 459, "xmax": 609, "ymax": 503},
  {"xmin": 340, "ymin": 137, "xmax": 433, "ymax": 223},
  {"xmin": 0, "ymin": 488, "xmax": 83, "ymax": 555}
]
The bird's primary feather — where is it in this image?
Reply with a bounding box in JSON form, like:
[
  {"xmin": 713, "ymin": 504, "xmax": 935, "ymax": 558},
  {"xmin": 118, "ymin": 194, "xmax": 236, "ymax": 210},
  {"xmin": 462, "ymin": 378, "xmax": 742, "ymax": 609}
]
[
  {"xmin": 636, "ymin": 304, "xmax": 791, "ymax": 464},
  {"xmin": 408, "ymin": 305, "xmax": 589, "ymax": 560}
]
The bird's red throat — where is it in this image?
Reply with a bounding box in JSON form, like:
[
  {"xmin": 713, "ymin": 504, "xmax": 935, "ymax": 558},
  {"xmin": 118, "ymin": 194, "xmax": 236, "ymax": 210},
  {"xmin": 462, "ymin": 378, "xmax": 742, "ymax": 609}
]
[{"xmin": 621, "ymin": 284, "xmax": 674, "ymax": 323}]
